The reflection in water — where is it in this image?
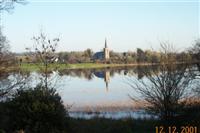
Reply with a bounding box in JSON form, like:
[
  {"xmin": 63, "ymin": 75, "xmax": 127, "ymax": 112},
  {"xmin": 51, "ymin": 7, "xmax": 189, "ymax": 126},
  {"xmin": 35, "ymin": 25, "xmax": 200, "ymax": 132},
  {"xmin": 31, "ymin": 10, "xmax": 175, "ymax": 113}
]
[
  {"xmin": 0, "ymin": 71, "xmax": 27, "ymax": 100},
  {"xmin": 58, "ymin": 66, "xmax": 160, "ymax": 92},
  {"xmin": 57, "ymin": 65, "xmax": 160, "ymax": 81},
  {"xmin": 128, "ymin": 63, "xmax": 200, "ymax": 128},
  {"xmin": 104, "ymin": 70, "xmax": 110, "ymax": 92},
  {"xmin": 1, "ymin": 64, "xmax": 199, "ymax": 119},
  {"xmin": 93, "ymin": 70, "xmax": 110, "ymax": 92}
]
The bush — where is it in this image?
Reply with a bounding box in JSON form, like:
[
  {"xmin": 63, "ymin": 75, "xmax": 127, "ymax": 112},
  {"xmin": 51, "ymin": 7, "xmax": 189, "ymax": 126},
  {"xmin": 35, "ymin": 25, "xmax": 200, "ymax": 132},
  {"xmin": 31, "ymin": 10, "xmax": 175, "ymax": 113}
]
[{"xmin": 0, "ymin": 85, "xmax": 68, "ymax": 133}]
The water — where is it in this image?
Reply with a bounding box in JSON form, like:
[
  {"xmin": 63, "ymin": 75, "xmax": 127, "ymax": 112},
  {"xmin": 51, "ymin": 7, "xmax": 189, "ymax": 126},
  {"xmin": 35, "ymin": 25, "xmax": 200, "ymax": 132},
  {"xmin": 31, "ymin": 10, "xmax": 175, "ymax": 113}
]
[
  {"xmin": 69, "ymin": 110, "xmax": 157, "ymax": 119},
  {"xmin": 26, "ymin": 67, "xmax": 144, "ymax": 116},
  {"xmin": 1, "ymin": 65, "xmax": 199, "ymax": 119}
]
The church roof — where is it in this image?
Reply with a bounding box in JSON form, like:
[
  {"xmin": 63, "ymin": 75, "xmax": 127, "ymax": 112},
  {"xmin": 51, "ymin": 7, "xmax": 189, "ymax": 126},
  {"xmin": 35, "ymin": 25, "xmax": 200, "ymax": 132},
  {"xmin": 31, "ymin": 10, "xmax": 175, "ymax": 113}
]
[{"xmin": 92, "ymin": 51, "xmax": 104, "ymax": 60}]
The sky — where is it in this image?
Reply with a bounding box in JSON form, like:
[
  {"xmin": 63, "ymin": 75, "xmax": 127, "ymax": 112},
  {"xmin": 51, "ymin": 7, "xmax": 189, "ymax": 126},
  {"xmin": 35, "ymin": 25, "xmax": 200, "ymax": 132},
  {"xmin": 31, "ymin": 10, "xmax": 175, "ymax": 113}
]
[{"xmin": 1, "ymin": 0, "xmax": 200, "ymax": 52}]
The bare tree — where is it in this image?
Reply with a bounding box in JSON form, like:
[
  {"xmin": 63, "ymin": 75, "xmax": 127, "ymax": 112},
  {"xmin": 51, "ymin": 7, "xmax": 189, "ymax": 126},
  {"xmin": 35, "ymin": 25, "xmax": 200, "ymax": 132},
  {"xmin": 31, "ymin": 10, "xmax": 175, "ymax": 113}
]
[
  {"xmin": 0, "ymin": 27, "xmax": 9, "ymax": 63},
  {"xmin": 0, "ymin": 0, "xmax": 26, "ymax": 99},
  {"xmin": 0, "ymin": 28, "xmax": 17, "ymax": 73},
  {"xmin": 0, "ymin": 0, "xmax": 26, "ymax": 12},
  {"xmin": 189, "ymin": 39, "xmax": 200, "ymax": 98},
  {"xmin": 191, "ymin": 39, "xmax": 200, "ymax": 72},
  {"xmin": 0, "ymin": 0, "xmax": 27, "ymax": 69},
  {"xmin": 26, "ymin": 31, "xmax": 60, "ymax": 89},
  {"xmin": 0, "ymin": 27, "xmax": 23, "ymax": 99},
  {"xmin": 129, "ymin": 43, "xmax": 193, "ymax": 120}
]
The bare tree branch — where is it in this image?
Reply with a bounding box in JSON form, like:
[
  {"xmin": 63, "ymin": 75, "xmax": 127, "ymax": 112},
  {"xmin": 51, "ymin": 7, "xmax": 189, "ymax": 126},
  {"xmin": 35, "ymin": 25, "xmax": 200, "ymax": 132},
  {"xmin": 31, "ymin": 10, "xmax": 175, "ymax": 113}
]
[{"xmin": 128, "ymin": 43, "xmax": 194, "ymax": 120}]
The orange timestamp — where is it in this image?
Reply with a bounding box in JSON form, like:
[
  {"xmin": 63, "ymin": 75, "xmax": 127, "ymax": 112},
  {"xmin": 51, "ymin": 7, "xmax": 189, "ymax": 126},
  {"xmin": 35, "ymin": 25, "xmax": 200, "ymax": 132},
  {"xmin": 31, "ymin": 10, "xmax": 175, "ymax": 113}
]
[{"xmin": 155, "ymin": 126, "xmax": 198, "ymax": 133}]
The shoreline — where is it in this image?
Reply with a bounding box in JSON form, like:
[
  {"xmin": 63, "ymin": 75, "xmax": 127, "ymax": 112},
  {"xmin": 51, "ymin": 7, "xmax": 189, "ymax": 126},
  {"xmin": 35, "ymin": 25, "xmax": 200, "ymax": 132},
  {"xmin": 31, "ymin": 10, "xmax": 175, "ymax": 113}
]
[{"xmin": 18, "ymin": 62, "xmax": 197, "ymax": 71}]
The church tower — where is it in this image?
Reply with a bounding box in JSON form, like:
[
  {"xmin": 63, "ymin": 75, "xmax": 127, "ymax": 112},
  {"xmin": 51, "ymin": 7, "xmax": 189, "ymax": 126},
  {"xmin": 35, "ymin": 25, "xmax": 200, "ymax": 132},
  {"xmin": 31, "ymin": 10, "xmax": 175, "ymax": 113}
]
[{"xmin": 103, "ymin": 38, "xmax": 110, "ymax": 60}]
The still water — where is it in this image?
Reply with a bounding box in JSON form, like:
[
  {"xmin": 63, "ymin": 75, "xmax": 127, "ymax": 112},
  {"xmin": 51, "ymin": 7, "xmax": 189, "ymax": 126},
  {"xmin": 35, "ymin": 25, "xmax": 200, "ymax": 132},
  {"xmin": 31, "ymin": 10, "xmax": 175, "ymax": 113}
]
[
  {"xmin": 2, "ymin": 65, "xmax": 198, "ymax": 119},
  {"xmin": 27, "ymin": 67, "xmax": 146, "ymax": 119}
]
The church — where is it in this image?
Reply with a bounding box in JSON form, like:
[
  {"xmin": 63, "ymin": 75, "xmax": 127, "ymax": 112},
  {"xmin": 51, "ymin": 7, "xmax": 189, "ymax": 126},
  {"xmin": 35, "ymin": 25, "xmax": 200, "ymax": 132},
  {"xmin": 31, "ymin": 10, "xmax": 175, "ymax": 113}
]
[{"xmin": 92, "ymin": 39, "xmax": 110, "ymax": 61}]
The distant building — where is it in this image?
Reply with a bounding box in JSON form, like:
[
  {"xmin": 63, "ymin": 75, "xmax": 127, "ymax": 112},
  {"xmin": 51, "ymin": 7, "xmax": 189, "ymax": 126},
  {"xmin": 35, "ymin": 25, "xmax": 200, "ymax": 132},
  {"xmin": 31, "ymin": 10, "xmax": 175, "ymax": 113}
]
[
  {"xmin": 93, "ymin": 39, "xmax": 110, "ymax": 60},
  {"xmin": 92, "ymin": 51, "xmax": 104, "ymax": 60},
  {"xmin": 103, "ymin": 39, "xmax": 110, "ymax": 60}
]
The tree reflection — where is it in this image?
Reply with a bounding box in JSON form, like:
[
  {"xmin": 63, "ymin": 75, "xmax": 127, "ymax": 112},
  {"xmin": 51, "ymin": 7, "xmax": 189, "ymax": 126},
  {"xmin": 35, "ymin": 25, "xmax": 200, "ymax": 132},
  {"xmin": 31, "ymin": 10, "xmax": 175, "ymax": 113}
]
[
  {"xmin": 129, "ymin": 44, "xmax": 195, "ymax": 121},
  {"xmin": 130, "ymin": 64, "xmax": 193, "ymax": 120},
  {"xmin": 0, "ymin": 72, "xmax": 27, "ymax": 100},
  {"xmin": 56, "ymin": 66, "xmax": 159, "ymax": 80}
]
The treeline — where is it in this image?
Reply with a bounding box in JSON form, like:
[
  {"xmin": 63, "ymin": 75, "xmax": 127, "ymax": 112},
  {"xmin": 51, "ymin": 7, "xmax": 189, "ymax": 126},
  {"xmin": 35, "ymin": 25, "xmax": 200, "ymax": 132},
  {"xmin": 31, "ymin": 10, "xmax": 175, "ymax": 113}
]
[
  {"xmin": 1, "ymin": 1, "xmax": 200, "ymax": 132},
  {"xmin": 109, "ymin": 48, "xmax": 192, "ymax": 64},
  {"xmin": 0, "ymin": 29, "xmax": 18, "ymax": 75},
  {"xmin": 17, "ymin": 47, "xmax": 194, "ymax": 64}
]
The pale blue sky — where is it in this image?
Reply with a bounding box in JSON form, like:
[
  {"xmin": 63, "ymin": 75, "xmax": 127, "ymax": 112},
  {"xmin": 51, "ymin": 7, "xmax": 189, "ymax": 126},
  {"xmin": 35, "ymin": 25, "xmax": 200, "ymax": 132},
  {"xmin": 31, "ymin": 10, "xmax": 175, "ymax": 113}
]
[{"xmin": 1, "ymin": 0, "xmax": 199, "ymax": 52}]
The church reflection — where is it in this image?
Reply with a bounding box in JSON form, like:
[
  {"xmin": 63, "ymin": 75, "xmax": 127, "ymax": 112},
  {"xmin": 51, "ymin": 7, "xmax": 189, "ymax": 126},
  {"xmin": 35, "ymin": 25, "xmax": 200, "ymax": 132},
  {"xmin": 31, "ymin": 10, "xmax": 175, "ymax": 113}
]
[{"xmin": 93, "ymin": 69, "xmax": 110, "ymax": 92}]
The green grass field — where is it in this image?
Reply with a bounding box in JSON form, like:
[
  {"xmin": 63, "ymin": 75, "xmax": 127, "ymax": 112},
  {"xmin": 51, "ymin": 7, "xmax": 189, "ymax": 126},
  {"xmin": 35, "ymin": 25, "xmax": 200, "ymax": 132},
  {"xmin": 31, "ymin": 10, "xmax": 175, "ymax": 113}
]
[{"xmin": 19, "ymin": 63, "xmax": 148, "ymax": 71}]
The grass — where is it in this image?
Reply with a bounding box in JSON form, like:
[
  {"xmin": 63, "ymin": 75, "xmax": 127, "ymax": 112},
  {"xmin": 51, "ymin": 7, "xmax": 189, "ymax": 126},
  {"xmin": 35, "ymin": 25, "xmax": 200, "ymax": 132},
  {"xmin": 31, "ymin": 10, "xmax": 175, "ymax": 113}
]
[
  {"xmin": 9, "ymin": 61, "xmax": 195, "ymax": 72},
  {"xmin": 19, "ymin": 63, "xmax": 152, "ymax": 71}
]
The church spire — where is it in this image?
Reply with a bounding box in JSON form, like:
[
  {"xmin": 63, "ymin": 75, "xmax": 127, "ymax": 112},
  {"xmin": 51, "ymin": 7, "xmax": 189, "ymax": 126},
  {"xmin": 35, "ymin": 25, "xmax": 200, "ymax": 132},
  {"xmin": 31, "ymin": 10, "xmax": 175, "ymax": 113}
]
[{"xmin": 105, "ymin": 38, "xmax": 107, "ymax": 48}]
